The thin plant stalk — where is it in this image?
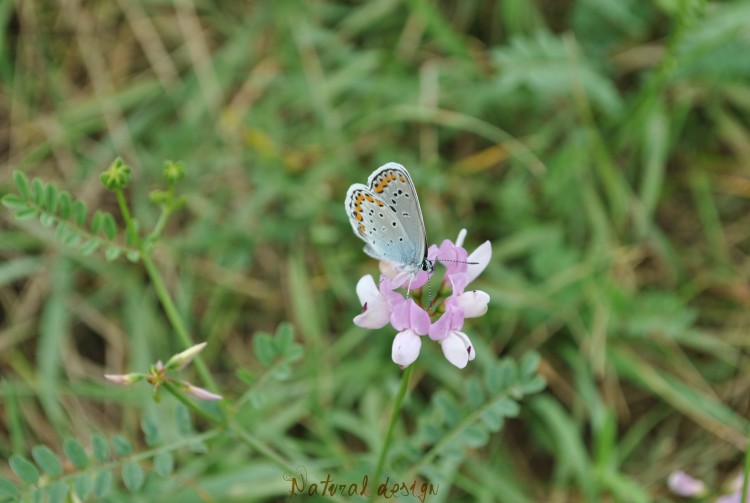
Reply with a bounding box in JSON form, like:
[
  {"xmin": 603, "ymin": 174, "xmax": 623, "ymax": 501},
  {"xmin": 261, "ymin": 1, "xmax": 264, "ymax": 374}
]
[
  {"xmin": 114, "ymin": 188, "xmax": 219, "ymax": 395},
  {"xmin": 742, "ymin": 420, "xmax": 749, "ymax": 503},
  {"xmin": 369, "ymin": 364, "xmax": 414, "ymax": 503}
]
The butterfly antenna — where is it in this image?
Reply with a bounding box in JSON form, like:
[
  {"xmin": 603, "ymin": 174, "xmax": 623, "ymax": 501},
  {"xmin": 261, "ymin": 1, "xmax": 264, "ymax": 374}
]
[{"xmin": 440, "ymin": 258, "xmax": 479, "ymax": 266}]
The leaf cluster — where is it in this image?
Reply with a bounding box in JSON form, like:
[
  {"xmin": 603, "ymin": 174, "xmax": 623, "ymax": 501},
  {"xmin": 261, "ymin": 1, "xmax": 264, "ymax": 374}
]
[
  {"xmin": 0, "ymin": 407, "xmax": 209, "ymax": 502},
  {"xmin": 1, "ymin": 171, "xmax": 137, "ymax": 262}
]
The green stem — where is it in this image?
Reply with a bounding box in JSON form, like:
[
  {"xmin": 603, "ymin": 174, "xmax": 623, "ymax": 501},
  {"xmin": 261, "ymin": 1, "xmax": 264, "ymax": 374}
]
[
  {"xmin": 742, "ymin": 421, "xmax": 749, "ymax": 503},
  {"xmin": 147, "ymin": 206, "xmax": 171, "ymax": 243},
  {"xmin": 162, "ymin": 381, "xmax": 223, "ymax": 426},
  {"xmin": 369, "ymin": 364, "xmax": 414, "ymax": 503},
  {"xmin": 114, "ymin": 189, "xmax": 219, "ymax": 395}
]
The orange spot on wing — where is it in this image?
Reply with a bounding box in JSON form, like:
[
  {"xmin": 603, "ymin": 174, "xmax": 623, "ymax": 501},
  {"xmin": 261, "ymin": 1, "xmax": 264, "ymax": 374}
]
[
  {"xmin": 356, "ymin": 213, "xmax": 363, "ymax": 221},
  {"xmin": 365, "ymin": 195, "xmax": 374, "ymax": 202},
  {"xmin": 399, "ymin": 175, "xmax": 406, "ymax": 182},
  {"xmin": 359, "ymin": 224, "xmax": 365, "ymax": 234}
]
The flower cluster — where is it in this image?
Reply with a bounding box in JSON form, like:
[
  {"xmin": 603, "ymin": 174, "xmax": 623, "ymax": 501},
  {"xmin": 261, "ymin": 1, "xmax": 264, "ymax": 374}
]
[
  {"xmin": 353, "ymin": 229, "xmax": 491, "ymax": 369},
  {"xmin": 668, "ymin": 470, "xmax": 749, "ymax": 502},
  {"xmin": 105, "ymin": 342, "xmax": 222, "ymax": 401}
]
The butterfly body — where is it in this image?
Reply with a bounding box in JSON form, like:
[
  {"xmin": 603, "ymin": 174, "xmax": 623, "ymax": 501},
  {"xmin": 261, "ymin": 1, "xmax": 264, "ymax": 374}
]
[{"xmin": 345, "ymin": 162, "xmax": 433, "ymax": 274}]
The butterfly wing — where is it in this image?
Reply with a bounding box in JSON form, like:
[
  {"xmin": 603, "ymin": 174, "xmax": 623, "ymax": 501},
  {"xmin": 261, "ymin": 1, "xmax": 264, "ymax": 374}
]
[{"xmin": 344, "ymin": 163, "xmax": 427, "ymax": 271}]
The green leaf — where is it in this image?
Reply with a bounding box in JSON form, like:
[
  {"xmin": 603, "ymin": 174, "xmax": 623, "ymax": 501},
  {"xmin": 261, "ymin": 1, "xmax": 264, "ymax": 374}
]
[
  {"xmin": 493, "ymin": 31, "xmax": 622, "ymax": 116},
  {"xmin": 0, "ymin": 476, "xmax": 19, "ymax": 498},
  {"xmin": 433, "ymin": 391, "xmax": 461, "ymax": 427},
  {"xmin": 494, "ymin": 396, "xmax": 520, "ymax": 418},
  {"xmin": 122, "ymin": 461, "xmax": 144, "ymax": 492},
  {"xmin": 55, "ymin": 221, "xmax": 69, "ymax": 241},
  {"xmin": 58, "ymin": 192, "xmax": 72, "ymax": 219},
  {"xmin": 31, "ymin": 445, "xmax": 62, "ymax": 477},
  {"xmin": 462, "ymin": 425, "xmax": 489, "ymax": 448},
  {"xmin": 112, "ymin": 435, "xmax": 133, "ymax": 456},
  {"xmin": 153, "ymin": 452, "xmax": 174, "ymax": 477},
  {"xmin": 105, "ymin": 246, "xmax": 121, "ymax": 261},
  {"xmin": 31, "ymin": 178, "xmax": 44, "ymax": 206},
  {"xmin": 79, "ymin": 239, "xmax": 101, "ymax": 256},
  {"xmin": 72, "ymin": 200, "xmax": 87, "ymax": 227},
  {"xmin": 62, "ymin": 227, "xmax": 81, "ymax": 248},
  {"xmin": 252, "ymin": 333, "xmax": 276, "ymax": 366},
  {"xmin": 9, "ymin": 454, "xmax": 39, "ymax": 485},
  {"xmin": 480, "ymin": 406, "xmax": 505, "ymax": 432},
  {"xmin": 91, "ymin": 211, "xmax": 104, "ymax": 234},
  {"xmin": 46, "ymin": 481, "xmax": 67, "ymax": 503},
  {"xmin": 235, "ymin": 368, "xmax": 255, "ymax": 385},
  {"xmin": 13, "ymin": 171, "xmax": 31, "ymax": 199},
  {"xmin": 1, "ymin": 194, "xmax": 27, "ymax": 210},
  {"xmin": 63, "ymin": 438, "xmax": 89, "ymax": 469},
  {"xmin": 39, "ymin": 212, "xmax": 56, "ymax": 228},
  {"xmin": 141, "ymin": 417, "xmax": 161, "ymax": 447},
  {"xmin": 420, "ymin": 423, "xmax": 442, "ymax": 444},
  {"xmin": 13, "ymin": 207, "xmax": 38, "ymax": 221},
  {"xmin": 74, "ymin": 473, "xmax": 94, "ymax": 500},
  {"xmin": 94, "ymin": 470, "xmax": 113, "ymax": 497},
  {"xmin": 102, "ymin": 213, "xmax": 117, "ymax": 240},
  {"xmin": 91, "ymin": 434, "xmax": 109, "ymax": 462},
  {"xmin": 44, "ymin": 184, "xmax": 58, "ymax": 213},
  {"xmin": 272, "ymin": 363, "xmax": 292, "ymax": 380},
  {"xmin": 126, "ymin": 250, "xmax": 140, "ymax": 262},
  {"xmin": 521, "ymin": 374, "xmax": 547, "ymax": 394},
  {"xmin": 175, "ymin": 404, "xmax": 193, "ymax": 435},
  {"xmin": 519, "ymin": 351, "xmax": 541, "ymax": 378},
  {"xmin": 274, "ymin": 322, "xmax": 295, "ymax": 353},
  {"xmin": 466, "ymin": 376, "xmax": 485, "ymax": 409}
]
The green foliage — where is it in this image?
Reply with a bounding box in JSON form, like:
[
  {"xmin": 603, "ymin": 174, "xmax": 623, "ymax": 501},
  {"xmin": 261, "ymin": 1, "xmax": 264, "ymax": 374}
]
[
  {"xmin": 30, "ymin": 446, "xmax": 62, "ymax": 478},
  {"xmin": 407, "ymin": 354, "xmax": 544, "ymax": 467},
  {"xmin": 3, "ymin": 1, "xmax": 750, "ymax": 501},
  {"xmin": 2, "ymin": 420, "xmax": 213, "ymax": 501},
  {"xmin": 1, "ymin": 171, "xmax": 128, "ymax": 261}
]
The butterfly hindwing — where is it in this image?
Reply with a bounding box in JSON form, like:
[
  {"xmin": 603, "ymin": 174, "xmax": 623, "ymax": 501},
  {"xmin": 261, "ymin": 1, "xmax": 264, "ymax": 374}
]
[{"xmin": 345, "ymin": 163, "xmax": 427, "ymax": 270}]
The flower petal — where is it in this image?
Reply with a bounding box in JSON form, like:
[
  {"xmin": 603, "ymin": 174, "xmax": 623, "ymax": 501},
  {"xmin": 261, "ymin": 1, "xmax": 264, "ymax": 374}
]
[
  {"xmin": 356, "ymin": 275, "xmax": 380, "ymax": 305},
  {"xmin": 455, "ymin": 228, "xmax": 467, "ymax": 248},
  {"xmin": 466, "ymin": 241, "xmax": 492, "ymax": 284},
  {"xmin": 440, "ymin": 331, "xmax": 474, "ymax": 369},
  {"xmin": 456, "ymin": 290, "xmax": 490, "ymax": 318},
  {"xmin": 104, "ymin": 373, "xmax": 143, "ymax": 385},
  {"xmin": 429, "ymin": 304, "xmax": 464, "ymax": 341},
  {"xmin": 391, "ymin": 299, "xmax": 431, "ymax": 335},
  {"xmin": 165, "ymin": 342, "xmax": 207, "ymax": 370},
  {"xmin": 392, "ymin": 329, "xmax": 422, "ymax": 367},
  {"xmin": 353, "ymin": 275, "xmax": 392, "ymax": 328},
  {"xmin": 667, "ymin": 471, "xmax": 707, "ymax": 498},
  {"xmin": 184, "ymin": 383, "xmax": 223, "ymax": 401}
]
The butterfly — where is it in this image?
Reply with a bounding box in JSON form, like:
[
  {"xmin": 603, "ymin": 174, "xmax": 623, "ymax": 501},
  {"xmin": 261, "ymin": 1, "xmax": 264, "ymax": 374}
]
[{"xmin": 345, "ymin": 162, "xmax": 434, "ymax": 278}]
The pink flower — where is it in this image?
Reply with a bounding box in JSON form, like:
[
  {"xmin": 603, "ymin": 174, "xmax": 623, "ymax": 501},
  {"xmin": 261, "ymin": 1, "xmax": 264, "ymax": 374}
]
[
  {"xmin": 352, "ymin": 229, "xmax": 491, "ymax": 368},
  {"xmin": 184, "ymin": 383, "xmax": 223, "ymax": 401},
  {"xmin": 440, "ymin": 331, "xmax": 475, "ymax": 369},
  {"xmin": 353, "ymin": 275, "xmax": 402, "ymax": 329},
  {"xmin": 390, "ymin": 299, "xmax": 431, "ymax": 368},
  {"xmin": 104, "ymin": 342, "xmax": 222, "ymax": 401},
  {"xmin": 104, "ymin": 373, "xmax": 143, "ymax": 385},
  {"xmin": 667, "ymin": 471, "xmax": 707, "ymax": 498}
]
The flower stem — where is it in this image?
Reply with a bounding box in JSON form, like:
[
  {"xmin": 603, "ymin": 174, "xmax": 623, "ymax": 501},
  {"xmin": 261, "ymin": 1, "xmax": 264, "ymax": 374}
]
[
  {"xmin": 114, "ymin": 189, "xmax": 219, "ymax": 396},
  {"xmin": 369, "ymin": 364, "xmax": 413, "ymax": 503},
  {"xmin": 742, "ymin": 420, "xmax": 749, "ymax": 503}
]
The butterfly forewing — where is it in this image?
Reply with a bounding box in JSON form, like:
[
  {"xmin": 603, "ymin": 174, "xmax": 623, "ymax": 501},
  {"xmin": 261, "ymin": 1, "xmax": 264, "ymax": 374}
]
[{"xmin": 345, "ymin": 163, "xmax": 427, "ymax": 271}]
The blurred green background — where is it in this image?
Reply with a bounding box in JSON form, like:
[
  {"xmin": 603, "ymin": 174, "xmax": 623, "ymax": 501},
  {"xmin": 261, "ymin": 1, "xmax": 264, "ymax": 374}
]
[{"xmin": 2, "ymin": 0, "xmax": 750, "ymax": 501}]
